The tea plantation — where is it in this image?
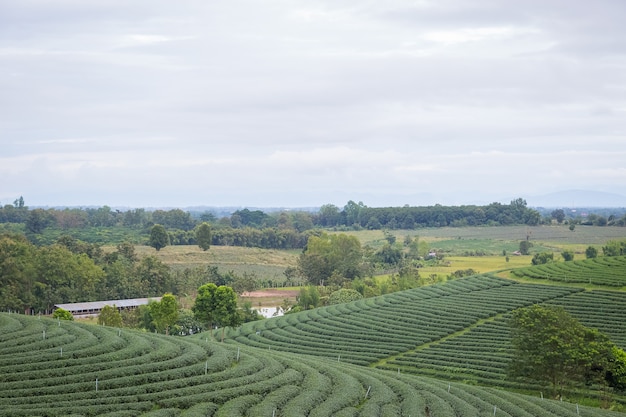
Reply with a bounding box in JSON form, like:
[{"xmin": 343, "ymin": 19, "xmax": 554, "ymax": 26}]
[
  {"xmin": 2, "ymin": 271, "xmax": 626, "ymax": 415},
  {"xmin": 511, "ymin": 256, "xmax": 626, "ymax": 286},
  {"xmin": 1, "ymin": 312, "xmax": 624, "ymax": 417}
]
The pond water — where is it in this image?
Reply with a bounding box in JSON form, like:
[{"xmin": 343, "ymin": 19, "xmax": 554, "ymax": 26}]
[{"xmin": 253, "ymin": 306, "xmax": 284, "ymax": 318}]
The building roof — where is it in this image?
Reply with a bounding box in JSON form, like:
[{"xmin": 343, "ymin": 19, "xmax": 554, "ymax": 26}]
[{"xmin": 55, "ymin": 297, "xmax": 162, "ymax": 313}]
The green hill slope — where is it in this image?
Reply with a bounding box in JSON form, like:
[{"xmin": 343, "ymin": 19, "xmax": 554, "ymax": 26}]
[
  {"xmin": 378, "ymin": 289, "xmax": 626, "ymax": 389},
  {"xmin": 227, "ymin": 275, "xmax": 582, "ymax": 365},
  {"xmin": 1, "ymin": 313, "xmax": 625, "ymax": 417},
  {"xmin": 511, "ymin": 256, "xmax": 626, "ymax": 287},
  {"xmin": 227, "ymin": 274, "xmax": 626, "ymax": 402}
]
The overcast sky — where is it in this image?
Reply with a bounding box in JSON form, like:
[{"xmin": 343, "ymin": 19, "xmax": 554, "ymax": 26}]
[{"xmin": 1, "ymin": 0, "xmax": 625, "ymax": 209}]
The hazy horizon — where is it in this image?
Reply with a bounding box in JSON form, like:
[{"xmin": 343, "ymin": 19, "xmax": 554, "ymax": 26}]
[{"xmin": 15, "ymin": 189, "xmax": 626, "ymax": 211}]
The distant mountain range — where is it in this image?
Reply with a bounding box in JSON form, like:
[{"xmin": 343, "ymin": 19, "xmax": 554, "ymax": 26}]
[{"xmin": 525, "ymin": 190, "xmax": 626, "ymax": 208}]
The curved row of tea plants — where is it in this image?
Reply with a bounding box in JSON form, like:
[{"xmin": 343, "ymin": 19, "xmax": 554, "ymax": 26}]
[
  {"xmin": 511, "ymin": 256, "xmax": 626, "ymax": 286},
  {"xmin": 379, "ymin": 315, "xmax": 516, "ymax": 386},
  {"xmin": 544, "ymin": 290, "xmax": 626, "ymax": 347},
  {"xmin": 227, "ymin": 275, "xmax": 582, "ymax": 364},
  {"xmin": 378, "ymin": 288, "xmax": 626, "ymax": 394},
  {"xmin": 1, "ymin": 312, "xmax": 625, "ymax": 417}
]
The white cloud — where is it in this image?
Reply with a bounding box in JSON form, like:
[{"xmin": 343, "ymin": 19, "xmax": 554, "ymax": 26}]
[
  {"xmin": 422, "ymin": 26, "xmax": 526, "ymax": 44},
  {"xmin": 0, "ymin": 0, "xmax": 625, "ymax": 207}
]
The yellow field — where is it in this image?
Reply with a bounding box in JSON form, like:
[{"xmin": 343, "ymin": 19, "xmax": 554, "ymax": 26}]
[
  {"xmin": 422, "ymin": 255, "xmax": 531, "ymax": 274},
  {"xmin": 418, "ymin": 255, "xmax": 531, "ymax": 280}
]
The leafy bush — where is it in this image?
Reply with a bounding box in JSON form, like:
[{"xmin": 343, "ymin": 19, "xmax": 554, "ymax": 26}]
[
  {"xmin": 328, "ymin": 289, "xmax": 363, "ymax": 305},
  {"xmin": 531, "ymin": 252, "xmax": 553, "ymax": 265},
  {"xmin": 52, "ymin": 308, "xmax": 74, "ymax": 321}
]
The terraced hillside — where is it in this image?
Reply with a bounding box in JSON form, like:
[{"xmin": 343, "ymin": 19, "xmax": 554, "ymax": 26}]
[
  {"xmin": 228, "ymin": 274, "xmax": 626, "ymax": 400},
  {"xmin": 377, "ymin": 289, "xmax": 626, "ymax": 389},
  {"xmin": 510, "ymin": 256, "xmax": 626, "ymax": 287},
  {"xmin": 228, "ymin": 275, "xmax": 583, "ymax": 365},
  {"xmin": 1, "ymin": 312, "xmax": 625, "ymax": 417}
]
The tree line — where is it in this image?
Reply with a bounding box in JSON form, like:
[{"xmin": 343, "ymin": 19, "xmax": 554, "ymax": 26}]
[
  {"xmin": 3, "ymin": 197, "xmax": 625, "ymax": 252},
  {"xmin": 0, "ymin": 233, "xmax": 176, "ymax": 314},
  {"xmin": 6, "ymin": 197, "xmax": 625, "ymax": 236}
]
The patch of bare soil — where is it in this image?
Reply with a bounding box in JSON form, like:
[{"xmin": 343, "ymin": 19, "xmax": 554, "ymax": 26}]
[{"xmin": 246, "ymin": 289, "xmax": 299, "ymax": 298}]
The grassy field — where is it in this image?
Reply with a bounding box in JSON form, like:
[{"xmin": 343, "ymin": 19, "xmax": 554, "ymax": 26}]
[
  {"xmin": 134, "ymin": 244, "xmax": 300, "ymax": 281},
  {"xmin": 418, "ymin": 255, "xmax": 531, "ymax": 280},
  {"xmin": 342, "ymin": 225, "xmax": 626, "ymax": 255}
]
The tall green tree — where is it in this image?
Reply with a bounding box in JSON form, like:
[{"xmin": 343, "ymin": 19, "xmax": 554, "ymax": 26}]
[
  {"xmin": 196, "ymin": 222, "xmax": 212, "ymax": 251},
  {"xmin": 100, "ymin": 256, "xmax": 139, "ymax": 300},
  {"xmin": 136, "ymin": 256, "xmax": 172, "ymax": 296},
  {"xmin": 374, "ymin": 243, "xmax": 403, "ymax": 266},
  {"xmin": 148, "ymin": 224, "xmax": 169, "ymax": 251},
  {"xmin": 298, "ymin": 232, "xmax": 363, "ymax": 285},
  {"xmin": 34, "ymin": 245, "xmax": 104, "ymax": 311},
  {"xmin": 510, "ymin": 305, "xmax": 625, "ymax": 397},
  {"xmin": 149, "ymin": 294, "xmax": 179, "ymax": 335},
  {"xmin": 193, "ymin": 283, "xmax": 218, "ymax": 334},
  {"xmin": 26, "ymin": 208, "xmax": 53, "ymax": 234},
  {"xmin": 192, "ymin": 283, "xmax": 241, "ymax": 341},
  {"xmin": 317, "ymin": 204, "xmax": 341, "ymax": 227},
  {"xmin": 98, "ymin": 305, "xmax": 122, "ymax": 327},
  {"xmin": 14, "ymin": 196, "xmax": 25, "ymax": 208},
  {"xmin": 519, "ymin": 240, "xmax": 532, "ymax": 255},
  {"xmin": 213, "ymin": 286, "xmax": 242, "ymax": 342},
  {"xmin": 344, "ymin": 200, "xmax": 366, "ymax": 227},
  {"xmin": 0, "ymin": 234, "xmax": 37, "ymax": 312}
]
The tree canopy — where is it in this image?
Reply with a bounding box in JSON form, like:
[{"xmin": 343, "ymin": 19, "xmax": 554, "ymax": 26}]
[
  {"xmin": 298, "ymin": 232, "xmax": 363, "ymax": 285},
  {"xmin": 192, "ymin": 283, "xmax": 242, "ymax": 341},
  {"xmin": 98, "ymin": 305, "xmax": 122, "ymax": 327},
  {"xmin": 328, "ymin": 288, "xmax": 363, "ymax": 305},
  {"xmin": 586, "ymin": 246, "xmax": 599, "ymax": 259},
  {"xmin": 509, "ymin": 304, "xmax": 626, "ymax": 398},
  {"xmin": 52, "ymin": 307, "xmax": 74, "ymax": 321},
  {"xmin": 0, "ymin": 234, "xmax": 174, "ymax": 314},
  {"xmin": 148, "ymin": 224, "xmax": 169, "ymax": 251},
  {"xmin": 149, "ymin": 293, "xmax": 179, "ymax": 335},
  {"xmin": 192, "ymin": 283, "xmax": 218, "ymax": 330},
  {"xmin": 531, "ymin": 251, "xmax": 554, "ymax": 265},
  {"xmin": 196, "ymin": 222, "xmax": 211, "ymax": 251}
]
